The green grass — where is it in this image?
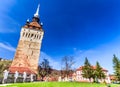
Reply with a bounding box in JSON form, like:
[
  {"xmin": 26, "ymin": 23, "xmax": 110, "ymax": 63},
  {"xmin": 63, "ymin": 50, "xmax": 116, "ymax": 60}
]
[{"xmin": 1, "ymin": 82, "xmax": 120, "ymax": 87}]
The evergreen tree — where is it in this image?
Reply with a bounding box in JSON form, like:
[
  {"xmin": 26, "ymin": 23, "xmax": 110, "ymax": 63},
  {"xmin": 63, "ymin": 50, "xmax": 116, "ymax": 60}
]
[
  {"xmin": 113, "ymin": 54, "xmax": 120, "ymax": 81},
  {"xmin": 95, "ymin": 61, "xmax": 106, "ymax": 82},
  {"xmin": 82, "ymin": 57, "xmax": 93, "ymax": 82}
]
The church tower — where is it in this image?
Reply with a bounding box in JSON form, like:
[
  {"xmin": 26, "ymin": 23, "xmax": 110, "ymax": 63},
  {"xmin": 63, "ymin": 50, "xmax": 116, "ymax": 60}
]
[{"xmin": 9, "ymin": 5, "xmax": 44, "ymax": 74}]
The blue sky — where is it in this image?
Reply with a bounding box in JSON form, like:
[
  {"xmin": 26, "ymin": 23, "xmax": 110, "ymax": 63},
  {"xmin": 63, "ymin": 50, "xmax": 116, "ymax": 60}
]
[{"xmin": 0, "ymin": 0, "xmax": 120, "ymax": 74}]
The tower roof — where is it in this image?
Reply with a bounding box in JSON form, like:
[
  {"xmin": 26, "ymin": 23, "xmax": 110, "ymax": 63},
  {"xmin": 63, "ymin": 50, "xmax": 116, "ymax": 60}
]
[{"xmin": 23, "ymin": 4, "xmax": 43, "ymax": 31}]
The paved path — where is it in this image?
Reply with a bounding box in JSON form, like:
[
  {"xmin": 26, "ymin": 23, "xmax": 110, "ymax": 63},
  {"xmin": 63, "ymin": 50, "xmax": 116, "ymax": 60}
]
[{"xmin": 0, "ymin": 84, "xmax": 11, "ymax": 86}]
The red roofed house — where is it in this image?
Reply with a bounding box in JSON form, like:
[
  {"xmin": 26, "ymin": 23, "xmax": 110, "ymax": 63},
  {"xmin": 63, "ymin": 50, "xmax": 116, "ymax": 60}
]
[
  {"xmin": 109, "ymin": 74, "xmax": 116, "ymax": 82},
  {"xmin": 74, "ymin": 66, "xmax": 111, "ymax": 83}
]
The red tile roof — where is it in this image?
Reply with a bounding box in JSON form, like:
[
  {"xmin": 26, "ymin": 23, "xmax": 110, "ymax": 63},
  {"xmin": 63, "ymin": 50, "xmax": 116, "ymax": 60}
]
[
  {"xmin": 9, "ymin": 67, "xmax": 36, "ymax": 74},
  {"xmin": 23, "ymin": 21, "xmax": 42, "ymax": 30},
  {"xmin": 109, "ymin": 74, "xmax": 116, "ymax": 80},
  {"xmin": 76, "ymin": 66, "xmax": 108, "ymax": 72}
]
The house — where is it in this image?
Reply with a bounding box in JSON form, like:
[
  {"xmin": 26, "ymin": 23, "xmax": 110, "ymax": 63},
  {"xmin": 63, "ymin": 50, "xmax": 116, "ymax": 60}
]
[
  {"xmin": 109, "ymin": 74, "xmax": 116, "ymax": 82},
  {"xmin": 74, "ymin": 66, "xmax": 111, "ymax": 83},
  {"xmin": 0, "ymin": 57, "xmax": 9, "ymax": 61}
]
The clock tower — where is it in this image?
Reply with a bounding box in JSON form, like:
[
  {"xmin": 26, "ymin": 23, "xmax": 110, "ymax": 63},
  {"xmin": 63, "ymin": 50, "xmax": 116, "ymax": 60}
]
[{"xmin": 9, "ymin": 4, "xmax": 44, "ymax": 74}]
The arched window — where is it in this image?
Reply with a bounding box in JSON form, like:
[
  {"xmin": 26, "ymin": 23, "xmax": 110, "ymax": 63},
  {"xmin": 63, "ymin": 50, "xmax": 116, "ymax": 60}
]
[
  {"xmin": 34, "ymin": 35, "xmax": 36, "ymax": 39},
  {"xmin": 31, "ymin": 34, "xmax": 34, "ymax": 38},
  {"xmin": 26, "ymin": 33, "xmax": 28, "ymax": 37},
  {"xmin": 37, "ymin": 35, "xmax": 39, "ymax": 39},
  {"xmin": 28, "ymin": 33, "xmax": 30, "ymax": 38},
  {"xmin": 23, "ymin": 32, "xmax": 25, "ymax": 37},
  {"xmin": 39, "ymin": 35, "xmax": 41, "ymax": 40}
]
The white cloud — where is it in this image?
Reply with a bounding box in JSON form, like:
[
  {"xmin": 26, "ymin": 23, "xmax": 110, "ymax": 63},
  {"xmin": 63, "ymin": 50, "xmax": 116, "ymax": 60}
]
[
  {"xmin": 73, "ymin": 37, "xmax": 120, "ymax": 74},
  {"xmin": 0, "ymin": 42, "xmax": 15, "ymax": 59},
  {"xmin": 0, "ymin": 42, "xmax": 15, "ymax": 52}
]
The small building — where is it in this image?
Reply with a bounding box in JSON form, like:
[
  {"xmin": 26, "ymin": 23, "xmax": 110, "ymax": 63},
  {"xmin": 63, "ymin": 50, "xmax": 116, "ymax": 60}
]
[
  {"xmin": 74, "ymin": 66, "xmax": 111, "ymax": 83},
  {"xmin": 109, "ymin": 74, "xmax": 116, "ymax": 82}
]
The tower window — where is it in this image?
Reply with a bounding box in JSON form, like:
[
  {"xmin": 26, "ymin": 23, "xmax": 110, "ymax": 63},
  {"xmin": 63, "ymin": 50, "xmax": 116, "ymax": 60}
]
[
  {"xmin": 28, "ymin": 33, "xmax": 30, "ymax": 38},
  {"xmin": 26, "ymin": 33, "xmax": 28, "ymax": 37},
  {"xmin": 39, "ymin": 35, "xmax": 41, "ymax": 40},
  {"xmin": 37, "ymin": 35, "xmax": 38, "ymax": 39},
  {"xmin": 34, "ymin": 35, "xmax": 36, "ymax": 39},
  {"xmin": 23, "ymin": 32, "xmax": 25, "ymax": 37},
  {"xmin": 31, "ymin": 34, "xmax": 34, "ymax": 37},
  {"xmin": 31, "ymin": 34, "xmax": 34, "ymax": 39}
]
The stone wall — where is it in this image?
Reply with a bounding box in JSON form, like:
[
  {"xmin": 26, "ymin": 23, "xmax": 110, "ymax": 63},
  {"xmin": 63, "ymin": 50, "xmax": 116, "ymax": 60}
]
[{"xmin": 10, "ymin": 27, "xmax": 44, "ymax": 74}]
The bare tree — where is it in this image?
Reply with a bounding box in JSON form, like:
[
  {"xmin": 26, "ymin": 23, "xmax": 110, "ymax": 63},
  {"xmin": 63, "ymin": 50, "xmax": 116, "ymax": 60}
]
[{"xmin": 61, "ymin": 56, "xmax": 75, "ymax": 78}]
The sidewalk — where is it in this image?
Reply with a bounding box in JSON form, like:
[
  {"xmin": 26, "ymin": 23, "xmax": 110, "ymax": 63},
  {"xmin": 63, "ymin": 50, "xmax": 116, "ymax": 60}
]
[{"xmin": 0, "ymin": 84, "xmax": 11, "ymax": 86}]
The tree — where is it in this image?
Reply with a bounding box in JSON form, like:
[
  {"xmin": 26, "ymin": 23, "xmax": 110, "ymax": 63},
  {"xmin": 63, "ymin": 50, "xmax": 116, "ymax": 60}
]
[
  {"xmin": 38, "ymin": 59, "xmax": 52, "ymax": 81},
  {"xmin": 0, "ymin": 60, "xmax": 11, "ymax": 77},
  {"xmin": 94, "ymin": 61, "xmax": 106, "ymax": 82},
  {"xmin": 113, "ymin": 54, "xmax": 120, "ymax": 81},
  {"xmin": 61, "ymin": 56, "xmax": 75, "ymax": 78},
  {"xmin": 82, "ymin": 57, "xmax": 93, "ymax": 82}
]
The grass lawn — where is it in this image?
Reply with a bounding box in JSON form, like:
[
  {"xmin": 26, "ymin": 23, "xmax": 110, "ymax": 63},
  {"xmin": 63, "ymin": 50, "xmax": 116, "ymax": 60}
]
[{"xmin": 1, "ymin": 82, "xmax": 120, "ymax": 87}]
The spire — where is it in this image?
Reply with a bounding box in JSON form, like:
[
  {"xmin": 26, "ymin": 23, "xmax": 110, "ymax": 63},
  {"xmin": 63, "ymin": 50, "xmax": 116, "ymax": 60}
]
[{"xmin": 34, "ymin": 4, "xmax": 40, "ymax": 18}]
